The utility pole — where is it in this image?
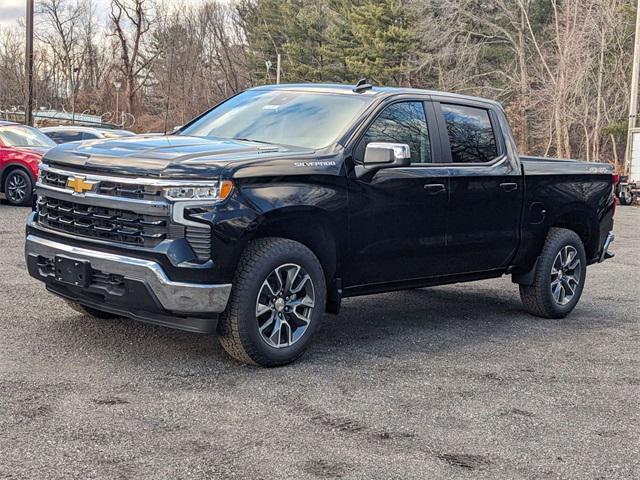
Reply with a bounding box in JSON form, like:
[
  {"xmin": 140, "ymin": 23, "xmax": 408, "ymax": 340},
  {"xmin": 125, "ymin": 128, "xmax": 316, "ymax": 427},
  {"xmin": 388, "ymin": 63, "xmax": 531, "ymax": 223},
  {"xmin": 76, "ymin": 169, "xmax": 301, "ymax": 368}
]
[
  {"xmin": 114, "ymin": 81, "xmax": 121, "ymax": 126},
  {"xmin": 624, "ymin": 1, "xmax": 640, "ymax": 175},
  {"xmin": 276, "ymin": 54, "xmax": 281, "ymax": 85},
  {"xmin": 25, "ymin": 0, "xmax": 34, "ymax": 126}
]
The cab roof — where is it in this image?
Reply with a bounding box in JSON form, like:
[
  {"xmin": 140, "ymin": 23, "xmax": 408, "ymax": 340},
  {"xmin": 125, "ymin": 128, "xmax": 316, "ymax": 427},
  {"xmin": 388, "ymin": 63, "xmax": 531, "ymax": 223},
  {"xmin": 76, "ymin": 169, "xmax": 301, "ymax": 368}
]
[{"xmin": 250, "ymin": 83, "xmax": 502, "ymax": 108}]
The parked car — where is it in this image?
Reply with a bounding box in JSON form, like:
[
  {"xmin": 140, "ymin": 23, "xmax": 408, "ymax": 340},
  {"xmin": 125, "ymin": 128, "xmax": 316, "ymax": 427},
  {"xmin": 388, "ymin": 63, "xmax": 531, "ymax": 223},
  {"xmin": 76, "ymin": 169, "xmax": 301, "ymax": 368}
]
[
  {"xmin": 25, "ymin": 83, "xmax": 616, "ymax": 366},
  {"xmin": 41, "ymin": 126, "xmax": 135, "ymax": 144},
  {"xmin": 0, "ymin": 121, "xmax": 55, "ymax": 206}
]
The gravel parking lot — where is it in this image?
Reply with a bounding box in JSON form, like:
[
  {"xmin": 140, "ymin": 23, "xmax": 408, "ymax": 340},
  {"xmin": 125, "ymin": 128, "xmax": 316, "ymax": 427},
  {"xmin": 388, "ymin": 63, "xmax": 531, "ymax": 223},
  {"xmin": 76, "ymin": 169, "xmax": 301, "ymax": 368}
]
[{"xmin": 1, "ymin": 203, "xmax": 638, "ymax": 479}]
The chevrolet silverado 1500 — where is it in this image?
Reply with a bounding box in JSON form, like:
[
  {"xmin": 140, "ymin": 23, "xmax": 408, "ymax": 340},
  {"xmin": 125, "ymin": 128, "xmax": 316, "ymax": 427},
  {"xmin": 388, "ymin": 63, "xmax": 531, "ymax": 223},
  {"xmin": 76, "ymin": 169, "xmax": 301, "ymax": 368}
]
[{"xmin": 25, "ymin": 83, "xmax": 616, "ymax": 366}]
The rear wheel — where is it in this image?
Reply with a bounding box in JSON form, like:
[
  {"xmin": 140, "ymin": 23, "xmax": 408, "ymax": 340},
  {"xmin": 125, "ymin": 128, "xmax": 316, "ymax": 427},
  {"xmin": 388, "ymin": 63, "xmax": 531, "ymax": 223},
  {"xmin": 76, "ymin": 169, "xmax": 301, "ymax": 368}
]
[
  {"xmin": 619, "ymin": 189, "xmax": 634, "ymax": 206},
  {"xmin": 4, "ymin": 169, "xmax": 33, "ymax": 206},
  {"xmin": 218, "ymin": 237, "xmax": 326, "ymax": 367},
  {"xmin": 519, "ymin": 228, "xmax": 587, "ymax": 319}
]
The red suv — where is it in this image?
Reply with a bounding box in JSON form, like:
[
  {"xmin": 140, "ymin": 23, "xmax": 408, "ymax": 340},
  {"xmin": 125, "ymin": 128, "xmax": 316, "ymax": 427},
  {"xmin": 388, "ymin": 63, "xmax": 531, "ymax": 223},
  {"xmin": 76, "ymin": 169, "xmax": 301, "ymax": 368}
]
[{"xmin": 0, "ymin": 121, "xmax": 55, "ymax": 205}]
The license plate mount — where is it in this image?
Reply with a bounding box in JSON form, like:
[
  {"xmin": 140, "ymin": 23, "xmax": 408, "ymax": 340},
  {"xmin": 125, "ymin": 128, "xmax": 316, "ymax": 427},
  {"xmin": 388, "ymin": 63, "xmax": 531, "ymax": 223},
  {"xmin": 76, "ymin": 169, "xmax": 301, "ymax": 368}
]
[{"xmin": 54, "ymin": 255, "xmax": 91, "ymax": 287}]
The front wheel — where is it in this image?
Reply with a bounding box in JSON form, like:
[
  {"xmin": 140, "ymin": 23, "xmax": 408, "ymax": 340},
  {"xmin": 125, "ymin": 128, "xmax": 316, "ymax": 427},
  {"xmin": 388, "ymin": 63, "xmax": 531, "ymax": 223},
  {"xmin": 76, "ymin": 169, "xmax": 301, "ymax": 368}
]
[
  {"xmin": 519, "ymin": 228, "xmax": 587, "ymax": 319},
  {"xmin": 4, "ymin": 169, "xmax": 33, "ymax": 206},
  {"xmin": 218, "ymin": 237, "xmax": 326, "ymax": 367}
]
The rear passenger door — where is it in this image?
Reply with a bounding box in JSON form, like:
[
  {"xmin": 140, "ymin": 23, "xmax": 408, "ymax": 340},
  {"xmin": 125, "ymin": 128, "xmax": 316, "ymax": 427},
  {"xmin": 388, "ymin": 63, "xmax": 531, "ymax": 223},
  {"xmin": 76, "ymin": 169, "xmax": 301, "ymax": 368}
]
[{"xmin": 434, "ymin": 100, "xmax": 523, "ymax": 274}]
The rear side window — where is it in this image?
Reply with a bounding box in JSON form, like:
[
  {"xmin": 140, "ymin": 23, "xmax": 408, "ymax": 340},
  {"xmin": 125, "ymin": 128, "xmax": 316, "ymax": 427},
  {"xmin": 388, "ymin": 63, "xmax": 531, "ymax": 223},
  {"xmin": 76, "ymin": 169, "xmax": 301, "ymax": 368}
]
[
  {"xmin": 51, "ymin": 131, "xmax": 84, "ymax": 143},
  {"xmin": 441, "ymin": 104, "xmax": 498, "ymax": 163},
  {"xmin": 362, "ymin": 101, "xmax": 431, "ymax": 164}
]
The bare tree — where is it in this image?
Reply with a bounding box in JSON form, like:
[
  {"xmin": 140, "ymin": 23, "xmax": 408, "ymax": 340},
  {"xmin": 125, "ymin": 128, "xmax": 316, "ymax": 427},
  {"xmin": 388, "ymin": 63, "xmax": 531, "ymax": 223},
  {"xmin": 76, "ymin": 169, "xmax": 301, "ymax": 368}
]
[{"xmin": 110, "ymin": 0, "xmax": 156, "ymax": 116}]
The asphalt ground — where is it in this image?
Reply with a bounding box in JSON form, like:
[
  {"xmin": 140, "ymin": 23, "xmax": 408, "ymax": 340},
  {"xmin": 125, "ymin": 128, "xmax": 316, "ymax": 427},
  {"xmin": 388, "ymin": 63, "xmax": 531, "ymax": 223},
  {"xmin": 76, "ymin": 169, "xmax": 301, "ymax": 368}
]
[{"xmin": 0, "ymin": 203, "xmax": 638, "ymax": 479}]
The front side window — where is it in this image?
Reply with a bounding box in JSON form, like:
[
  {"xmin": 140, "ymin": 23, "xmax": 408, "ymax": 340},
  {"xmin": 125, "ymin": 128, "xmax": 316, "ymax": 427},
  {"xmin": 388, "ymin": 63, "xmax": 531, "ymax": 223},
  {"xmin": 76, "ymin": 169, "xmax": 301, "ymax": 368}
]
[
  {"xmin": 441, "ymin": 104, "xmax": 498, "ymax": 163},
  {"xmin": 362, "ymin": 101, "xmax": 431, "ymax": 164}
]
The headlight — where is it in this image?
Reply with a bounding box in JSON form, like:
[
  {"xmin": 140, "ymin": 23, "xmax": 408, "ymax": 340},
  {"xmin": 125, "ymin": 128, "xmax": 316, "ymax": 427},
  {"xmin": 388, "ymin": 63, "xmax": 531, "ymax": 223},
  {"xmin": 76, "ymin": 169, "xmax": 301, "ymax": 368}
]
[{"xmin": 162, "ymin": 180, "xmax": 233, "ymax": 201}]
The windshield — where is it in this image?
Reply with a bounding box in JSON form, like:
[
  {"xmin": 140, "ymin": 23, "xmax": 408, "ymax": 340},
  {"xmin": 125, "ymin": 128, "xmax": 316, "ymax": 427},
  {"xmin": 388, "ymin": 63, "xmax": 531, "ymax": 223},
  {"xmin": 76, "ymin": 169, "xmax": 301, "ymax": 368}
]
[
  {"xmin": 180, "ymin": 90, "xmax": 370, "ymax": 149},
  {"xmin": 0, "ymin": 125, "xmax": 56, "ymax": 148}
]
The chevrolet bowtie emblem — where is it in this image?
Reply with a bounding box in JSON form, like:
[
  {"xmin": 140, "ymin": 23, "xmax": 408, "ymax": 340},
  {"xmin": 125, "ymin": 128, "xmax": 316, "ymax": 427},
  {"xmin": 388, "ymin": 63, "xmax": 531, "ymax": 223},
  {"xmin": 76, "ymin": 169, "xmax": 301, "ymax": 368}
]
[{"xmin": 66, "ymin": 176, "xmax": 97, "ymax": 194}]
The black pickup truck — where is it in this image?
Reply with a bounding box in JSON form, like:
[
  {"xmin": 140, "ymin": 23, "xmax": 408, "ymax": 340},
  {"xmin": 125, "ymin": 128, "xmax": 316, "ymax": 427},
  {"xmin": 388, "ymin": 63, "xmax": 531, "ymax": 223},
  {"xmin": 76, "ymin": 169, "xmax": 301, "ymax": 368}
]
[{"xmin": 25, "ymin": 83, "xmax": 616, "ymax": 366}]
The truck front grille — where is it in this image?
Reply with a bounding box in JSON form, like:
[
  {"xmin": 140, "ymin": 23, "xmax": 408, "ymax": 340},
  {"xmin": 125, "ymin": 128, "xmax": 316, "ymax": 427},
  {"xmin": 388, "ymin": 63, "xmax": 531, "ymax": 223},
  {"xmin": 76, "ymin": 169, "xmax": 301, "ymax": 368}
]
[
  {"xmin": 36, "ymin": 196, "xmax": 168, "ymax": 247},
  {"xmin": 41, "ymin": 171, "xmax": 160, "ymax": 200}
]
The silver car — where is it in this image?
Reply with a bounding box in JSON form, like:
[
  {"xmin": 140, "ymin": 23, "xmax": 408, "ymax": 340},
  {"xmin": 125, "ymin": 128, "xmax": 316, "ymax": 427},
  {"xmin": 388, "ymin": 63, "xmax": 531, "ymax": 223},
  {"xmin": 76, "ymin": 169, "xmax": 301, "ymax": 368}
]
[{"xmin": 41, "ymin": 126, "xmax": 135, "ymax": 144}]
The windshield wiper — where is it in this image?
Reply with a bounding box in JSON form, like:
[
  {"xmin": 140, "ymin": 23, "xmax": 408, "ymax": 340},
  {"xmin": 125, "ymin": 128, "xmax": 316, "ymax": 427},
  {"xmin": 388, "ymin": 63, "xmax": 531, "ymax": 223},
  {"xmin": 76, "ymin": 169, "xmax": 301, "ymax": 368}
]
[{"xmin": 232, "ymin": 137, "xmax": 274, "ymax": 145}]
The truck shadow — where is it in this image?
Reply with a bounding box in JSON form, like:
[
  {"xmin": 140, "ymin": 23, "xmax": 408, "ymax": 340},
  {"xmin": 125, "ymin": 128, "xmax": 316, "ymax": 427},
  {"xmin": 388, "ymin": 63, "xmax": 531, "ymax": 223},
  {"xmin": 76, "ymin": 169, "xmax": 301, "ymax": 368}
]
[{"xmin": 47, "ymin": 279, "xmax": 604, "ymax": 369}]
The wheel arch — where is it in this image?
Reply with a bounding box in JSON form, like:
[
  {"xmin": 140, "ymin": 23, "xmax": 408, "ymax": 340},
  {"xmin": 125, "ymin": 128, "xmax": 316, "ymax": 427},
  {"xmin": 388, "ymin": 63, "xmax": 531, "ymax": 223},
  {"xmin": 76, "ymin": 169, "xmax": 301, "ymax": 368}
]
[
  {"xmin": 248, "ymin": 206, "xmax": 343, "ymax": 313},
  {"xmin": 513, "ymin": 203, "xmax": 599, "ymax": 286},
  {"xmin": 548, "ymin": 206, "xmax": 599, "ymax": 261},
  {"xmin": 0, "ymin": 162, "xmax": 36, "ymax": 193}
]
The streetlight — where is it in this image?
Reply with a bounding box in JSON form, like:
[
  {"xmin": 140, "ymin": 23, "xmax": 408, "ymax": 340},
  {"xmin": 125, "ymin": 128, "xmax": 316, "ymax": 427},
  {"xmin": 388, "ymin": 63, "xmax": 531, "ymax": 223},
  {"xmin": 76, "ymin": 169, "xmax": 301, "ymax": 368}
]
[
  {"xmin": 113, "ymin": 81, "xmax": 122, "ymax": 126},
  {"xmin": 71, "ymin": 66, "xmax": 80, "ymax": 125}
]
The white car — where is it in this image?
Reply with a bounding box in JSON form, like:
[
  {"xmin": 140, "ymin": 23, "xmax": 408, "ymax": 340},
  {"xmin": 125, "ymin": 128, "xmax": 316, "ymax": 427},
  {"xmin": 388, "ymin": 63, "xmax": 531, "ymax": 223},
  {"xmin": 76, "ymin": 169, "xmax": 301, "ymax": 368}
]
[{"xmin": 41, "ymin": 126, "xmax": 135, "ymax": 144}]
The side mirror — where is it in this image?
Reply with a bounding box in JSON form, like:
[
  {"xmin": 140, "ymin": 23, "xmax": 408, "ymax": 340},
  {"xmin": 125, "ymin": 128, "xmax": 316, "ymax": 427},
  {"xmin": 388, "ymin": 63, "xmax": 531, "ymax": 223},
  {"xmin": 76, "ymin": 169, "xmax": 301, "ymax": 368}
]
[
  {"xmin": 364, "ymin": 142, "xmax": 410, "ymax": 166},
  {"xmin": 356, "ymin": 142, "xmax": 411, "ymax": 177}
]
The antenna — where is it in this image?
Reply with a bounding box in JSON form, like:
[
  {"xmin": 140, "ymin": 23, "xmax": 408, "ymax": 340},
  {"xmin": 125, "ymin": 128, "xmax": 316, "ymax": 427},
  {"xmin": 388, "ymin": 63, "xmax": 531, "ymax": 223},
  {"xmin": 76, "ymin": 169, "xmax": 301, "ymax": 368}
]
[{"xmin": 353, "ymin": 78, "xmax": 373, "ymax": 93}]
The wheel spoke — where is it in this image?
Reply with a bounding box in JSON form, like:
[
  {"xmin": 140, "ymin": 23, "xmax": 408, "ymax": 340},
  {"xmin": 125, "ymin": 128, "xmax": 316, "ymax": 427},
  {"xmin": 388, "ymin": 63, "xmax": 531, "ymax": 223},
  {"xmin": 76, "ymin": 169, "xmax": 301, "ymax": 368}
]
[
  {"xmin": 552, "ymin": 282, "xmax": 562, "ymax": 302},
  {"xmin": 291, "ymin": 308, "xmax": 311, "ymax": 325},
  {"xmin": 256, "ymin": 302, "xmax": 272, "ymax": 317},
  {"xmin": 283, "ymin": 265, "xmax": 301, "ymax": 295},
  {"xmin": 268, "ymin": 316, "xmax": 283, "ymax": 347},
  {"xmin": 259, "ymin": 312, "xmax": 275, "ymax": 333},
  {"xmin": 288, "ymin": 296, "xmax": 314, "ymax": 309},
  {"xmin": 561, "ymin": 278, "xmax": 575, "ymax": 297}
]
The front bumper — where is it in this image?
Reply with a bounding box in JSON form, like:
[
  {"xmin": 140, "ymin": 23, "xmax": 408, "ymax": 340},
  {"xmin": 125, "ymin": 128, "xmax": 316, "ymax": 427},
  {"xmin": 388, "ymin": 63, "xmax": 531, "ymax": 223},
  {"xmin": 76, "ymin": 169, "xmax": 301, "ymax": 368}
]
[{"xmin": 25, "ymin": 234, "xmax": 232, "ymax": 333}]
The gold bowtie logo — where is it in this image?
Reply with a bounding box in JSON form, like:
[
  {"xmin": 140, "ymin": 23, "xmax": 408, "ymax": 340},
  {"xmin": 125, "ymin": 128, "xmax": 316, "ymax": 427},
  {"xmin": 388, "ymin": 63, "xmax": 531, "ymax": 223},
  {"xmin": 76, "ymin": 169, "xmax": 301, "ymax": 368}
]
[{"xmin": 66, "ymin": 176, "xmax": 97, "ymax": 194}]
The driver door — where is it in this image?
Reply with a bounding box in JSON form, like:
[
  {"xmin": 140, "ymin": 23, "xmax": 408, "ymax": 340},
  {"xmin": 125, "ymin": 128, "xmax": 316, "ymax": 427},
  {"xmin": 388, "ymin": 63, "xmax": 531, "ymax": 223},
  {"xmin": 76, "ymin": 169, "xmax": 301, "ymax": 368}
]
[{"xmin": 345, "ymin": 99, "xmax": 450, "ymax": 289}]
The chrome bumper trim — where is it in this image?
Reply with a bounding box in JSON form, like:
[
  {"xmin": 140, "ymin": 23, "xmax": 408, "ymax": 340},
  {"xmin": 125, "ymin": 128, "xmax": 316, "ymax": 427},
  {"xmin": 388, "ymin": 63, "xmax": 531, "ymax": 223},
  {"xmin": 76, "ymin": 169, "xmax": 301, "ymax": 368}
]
[
  {"xmin": 599, "ymin": 231, "xmax": 615, "ymax": 262},
  {"xmin": 25, "ymin": 234, "xmax": 231, "ymax": 313}
]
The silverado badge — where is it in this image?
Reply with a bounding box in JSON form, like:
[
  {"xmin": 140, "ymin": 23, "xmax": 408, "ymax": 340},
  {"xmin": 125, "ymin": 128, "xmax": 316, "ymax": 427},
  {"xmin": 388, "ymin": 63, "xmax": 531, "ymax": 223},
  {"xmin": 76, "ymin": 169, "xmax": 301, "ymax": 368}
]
[{"xmin": 66, "ymin": 176, "xmax": 98, "ymax": 194}]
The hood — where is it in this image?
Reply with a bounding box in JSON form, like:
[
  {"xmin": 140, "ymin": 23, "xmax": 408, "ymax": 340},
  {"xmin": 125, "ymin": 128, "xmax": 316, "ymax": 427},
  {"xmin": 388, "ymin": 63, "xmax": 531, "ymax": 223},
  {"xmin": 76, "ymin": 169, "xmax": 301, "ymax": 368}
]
[
  {"xmin": 42, "ymin": 135, "xmax": 318, "ymax": 179},
  {"xmin": 14, "ymin": 146, "xmax": 51, "ymax": 157}
]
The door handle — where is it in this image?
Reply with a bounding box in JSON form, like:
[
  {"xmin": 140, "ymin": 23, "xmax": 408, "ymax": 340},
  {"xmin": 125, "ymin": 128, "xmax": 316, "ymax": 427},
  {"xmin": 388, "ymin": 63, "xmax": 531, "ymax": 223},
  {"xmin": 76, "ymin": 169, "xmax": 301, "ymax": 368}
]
[
  {"xmin": 499, "ymin": 182, "xmax": 518, "ymax": 192},
  {"xmin": 424, "ymin": 183, "xmax": 446, "ymax": 194}
]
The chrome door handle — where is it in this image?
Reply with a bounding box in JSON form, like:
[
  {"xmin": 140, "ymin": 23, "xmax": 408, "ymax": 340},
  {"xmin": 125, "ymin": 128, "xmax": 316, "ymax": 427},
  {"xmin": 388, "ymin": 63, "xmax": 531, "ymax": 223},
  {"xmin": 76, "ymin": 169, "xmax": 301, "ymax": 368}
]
[
  {"xmin": 499, "ymin": 182, "xmax": 518, "ymax": 192},
  {"xmin": 424, "ymin": 183, "xmax": 446, "ymax": 194}
]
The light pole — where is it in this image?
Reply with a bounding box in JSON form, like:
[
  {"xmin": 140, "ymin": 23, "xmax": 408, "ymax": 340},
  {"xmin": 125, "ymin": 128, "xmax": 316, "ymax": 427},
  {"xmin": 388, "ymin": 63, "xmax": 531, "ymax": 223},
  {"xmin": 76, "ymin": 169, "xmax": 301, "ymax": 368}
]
[
  {"xmin": 625, "ymin": 2, "xmax": 640, "ymax": 175},
  {"xmin": 71, "ymin": 66, "xmax": 79, "ymax": 125},
  {"xmin": 113, "ymin": 81, "xmax": 122, "ymax": 126},
  {"xmin": 25, "ymin": 0, "xmax": 34, "ymax": 126}
]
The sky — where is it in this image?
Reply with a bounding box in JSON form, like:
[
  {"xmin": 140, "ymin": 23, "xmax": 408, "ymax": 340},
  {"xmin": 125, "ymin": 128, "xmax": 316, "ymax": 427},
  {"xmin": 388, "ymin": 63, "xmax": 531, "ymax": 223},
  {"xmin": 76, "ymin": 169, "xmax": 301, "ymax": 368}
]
[
  {"xmin": 0, "ymin": 0, "xmax": 217, "ymax": 29},
  {"xmin": 0, "ymin": 0, "xmax": 25, "ymax": 28}
]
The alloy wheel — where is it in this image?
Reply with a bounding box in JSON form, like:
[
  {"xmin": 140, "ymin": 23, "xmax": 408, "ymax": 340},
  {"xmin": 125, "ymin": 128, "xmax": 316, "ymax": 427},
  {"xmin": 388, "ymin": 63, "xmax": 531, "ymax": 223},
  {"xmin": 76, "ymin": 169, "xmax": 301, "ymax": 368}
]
[
  {"xmin": 6, "ymin": 173, "xmax": 27, "ymax": 204},
  {"xmin": 255, "ymin": 263, "xmax": 315, "ymax": 348},
  {"xmin": 550, "ymin": 245, "xmax": 581, "ymax": 306}
]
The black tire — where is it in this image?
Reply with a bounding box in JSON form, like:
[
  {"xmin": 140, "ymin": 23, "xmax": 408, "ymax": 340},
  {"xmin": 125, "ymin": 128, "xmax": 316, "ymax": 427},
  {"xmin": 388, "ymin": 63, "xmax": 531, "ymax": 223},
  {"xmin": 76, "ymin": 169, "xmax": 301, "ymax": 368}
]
[
  {"xmin": 3, "ymin": 169, "xmax": 33, "ymax": 206},
  {"xmin": 618, "ymin": 190, "xmax": 634, "ymax": 206},
  {"xmin": 218, "ymin": 237, "xmax": 326, "ymax": 367},
  {"xmin": 65, "ymin": 300, "xmax": 122, "ymax": 319},
  {"xmin": 519, "ymin": 228, "xmax": 587, "ymax": 319}
]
